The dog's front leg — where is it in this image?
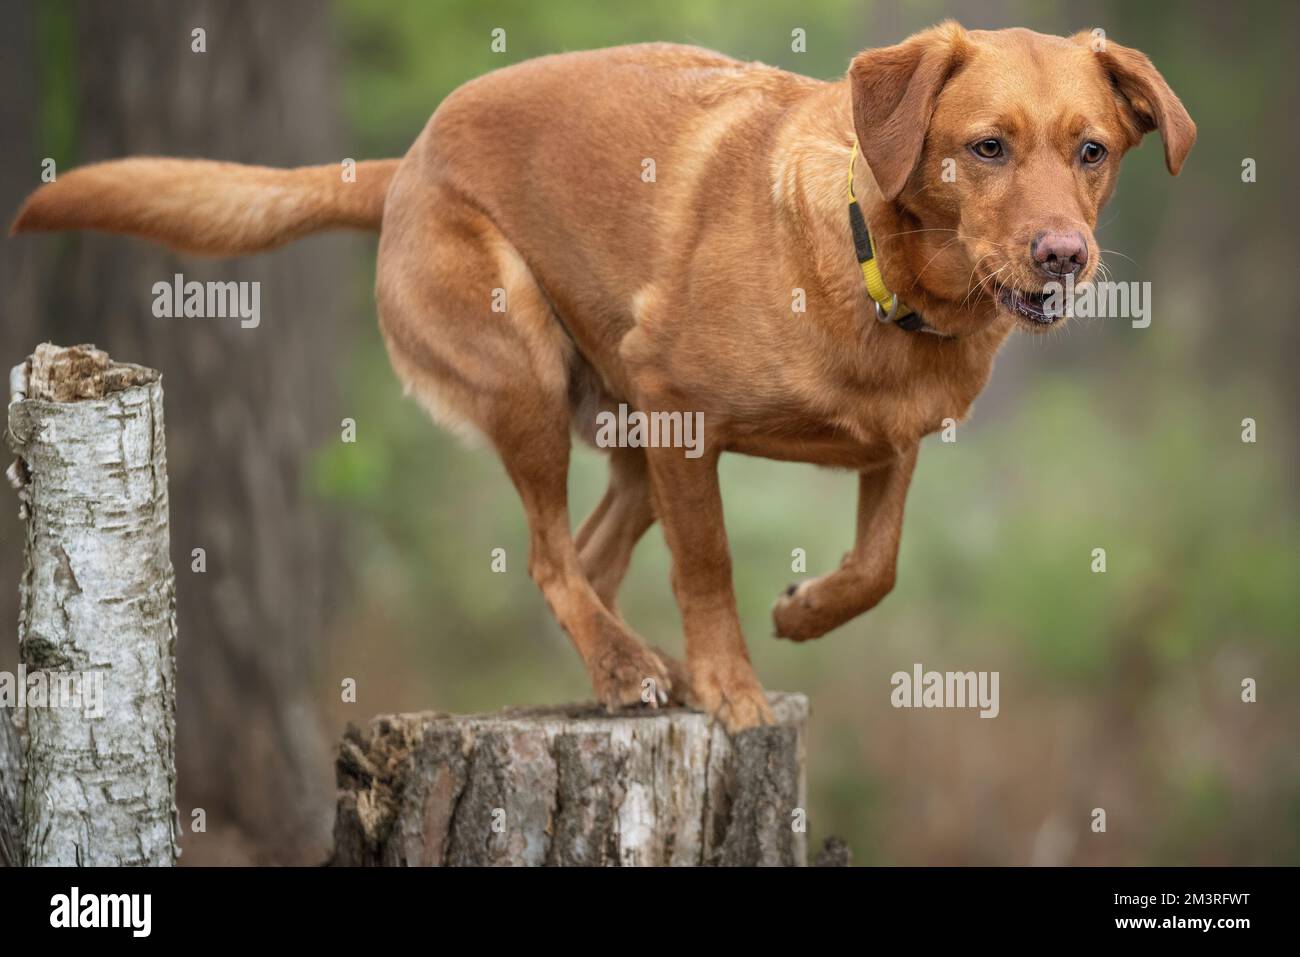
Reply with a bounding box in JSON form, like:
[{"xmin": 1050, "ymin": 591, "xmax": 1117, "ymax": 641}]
[
  {"xmin": 773, "ymin": 444, "xmax": 918, "ymax": 642},
  {"xmin": 644, "ymin": 441, "xmax": 774, "ymax": 733}
]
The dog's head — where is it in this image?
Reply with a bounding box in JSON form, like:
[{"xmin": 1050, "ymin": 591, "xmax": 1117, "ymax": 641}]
[{"xmin": 850, "ymin": 23, "xmax": 1195, "ymax": 333}]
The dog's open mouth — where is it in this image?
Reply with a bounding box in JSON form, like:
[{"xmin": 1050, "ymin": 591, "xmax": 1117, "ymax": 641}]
[{"xmin": 998, "ymin": 287, "xmax": 1059, "ymax": 326}]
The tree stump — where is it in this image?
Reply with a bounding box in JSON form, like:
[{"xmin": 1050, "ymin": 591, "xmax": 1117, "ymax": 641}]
[
  {"xmin": 6, "ymin": 343, "xmax": 179, "ymax": 866},
  {"xmin": 331, "ymin": 693, "xmax": 809, "ymax": 866}
]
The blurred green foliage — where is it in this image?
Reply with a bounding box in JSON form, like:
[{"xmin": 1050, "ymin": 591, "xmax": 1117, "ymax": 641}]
[{"xmin": 316, "ymin": 0, "xmax": 1300, "ymax": 863}]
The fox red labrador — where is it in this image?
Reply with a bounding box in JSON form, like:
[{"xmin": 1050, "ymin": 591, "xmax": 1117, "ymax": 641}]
[{"xmin": 13, "ymin": 23, "xmax": 1194, "ymax": 731}]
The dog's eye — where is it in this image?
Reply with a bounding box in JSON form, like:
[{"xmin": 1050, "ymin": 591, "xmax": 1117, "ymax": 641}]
[
  {"xmin": 1080, "ymin": 141, "xmax": 1108, "ymax": 165},
  {"xmin": 971, "ymin": 138, "xmax": 1004, "ymax": 160}
]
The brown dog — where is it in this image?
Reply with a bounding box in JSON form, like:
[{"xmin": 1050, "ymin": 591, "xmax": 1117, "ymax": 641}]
[{"xmin": 12, "ymin": 24, "xmax": 1193, "ymax": 731}]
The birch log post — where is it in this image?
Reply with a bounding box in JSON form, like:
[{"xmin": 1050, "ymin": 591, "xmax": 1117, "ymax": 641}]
[
  {"xmin": 331, "ymin": 692, "xmax": 810, "ymax": 866},
  {"xmin": 5, "ymin": 343, "xmax": 179, "ymax": 866}
]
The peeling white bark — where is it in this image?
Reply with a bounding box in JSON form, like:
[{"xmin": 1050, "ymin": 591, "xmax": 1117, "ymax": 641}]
[
  {"xmin": 6, "ymin": 344, "xmax": 179, "ymax": 866},
  {"xmin": 331, "ymin": 693, "xmax": 810, "ymax": 866}
]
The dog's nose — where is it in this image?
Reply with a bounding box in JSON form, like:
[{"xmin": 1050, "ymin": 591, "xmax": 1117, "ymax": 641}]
[{"xmin": 1031, "ymin": 230, "xmax": 1088, "ymax": 278}]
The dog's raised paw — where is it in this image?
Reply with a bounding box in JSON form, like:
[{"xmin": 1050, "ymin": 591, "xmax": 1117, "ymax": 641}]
[{"xmin": 772, "ymin": 581, "xmax": 829, "ymax": 643}]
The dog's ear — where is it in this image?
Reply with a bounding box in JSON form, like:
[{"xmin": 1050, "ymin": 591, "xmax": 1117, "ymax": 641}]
[
  {"xmin": 848, "ymin": 21, "xmax": 970, "ymax": 201},
  {"xmin": 1074, "ymin": 33, "xmax": 1196, "ymax": 175}
]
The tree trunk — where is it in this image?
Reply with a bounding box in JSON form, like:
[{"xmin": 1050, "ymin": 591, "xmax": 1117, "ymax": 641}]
[
  {"xmin": 331, "ymin": 693, "xmax": 810, "ymax": 867},
  {"xmin": 7, "ymin": 343, "xmax": 179, "ymax": 866}
]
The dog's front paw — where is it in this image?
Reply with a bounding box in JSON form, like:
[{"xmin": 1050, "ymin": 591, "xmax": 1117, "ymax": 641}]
[
  {"xmin": 772, "ymin": 580, "xmax": 834, "ymax": 642},
  {"xmin": 689, "ymin": 656, "xmax": 774, "ymax": 733}
]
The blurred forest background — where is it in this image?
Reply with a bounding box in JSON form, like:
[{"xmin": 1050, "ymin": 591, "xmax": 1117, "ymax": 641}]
[{"xmin": 1, "ymin": 0, "xmax": 1297, "ymax": 865}]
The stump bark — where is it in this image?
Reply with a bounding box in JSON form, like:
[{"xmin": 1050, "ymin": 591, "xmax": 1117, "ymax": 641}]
[
  {"xmin": 331, "ymin": 693, "xmax": 809, "ymax": 866},
  {"xmin": 6, "ymin": 343, "xmax": 179, "ymax": 866}
]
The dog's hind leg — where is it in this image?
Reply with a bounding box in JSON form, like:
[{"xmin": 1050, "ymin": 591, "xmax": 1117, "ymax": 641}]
[
  {"xmin": 376, "ymin": 185, "xmax": 673, "ymax": 710},
  {"xmin": 574, "ymin": 446, "xmax": 689, "ymax": 699},
  {"xmin": 575, "ymin": 446, "xmax": 656, "ymax": 615}
]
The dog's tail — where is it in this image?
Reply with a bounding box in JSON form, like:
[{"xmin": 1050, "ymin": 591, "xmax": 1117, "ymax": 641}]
[{"xmin": 10, "ymin": 157, "xmax": 400, "ymax": 257}]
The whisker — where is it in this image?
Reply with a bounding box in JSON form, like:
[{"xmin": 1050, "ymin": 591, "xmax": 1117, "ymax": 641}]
[
  {"xmin": 910, "ymin": 236, "xmax": 965, "ymax": 285},
  {"xmin": 961, "ymin": 253, "xmax": 996, "ymax": 300},
  {"xmin": 1099, "ymin": 247, "xmax": 1137, "ymax": 266},
  {"xmin": 962, "ymin": 260, "xmax": 1008, "ymax": 310},
  {"xmin": 972, "ymin": 266, "xmax": 1009, "ymax": 304},
  {"xmin": 873, "ymin": 227, "xmax": 960, "ymax": 242}
]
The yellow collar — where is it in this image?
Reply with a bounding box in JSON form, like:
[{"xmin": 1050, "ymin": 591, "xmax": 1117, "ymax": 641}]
[{"xmin": 847, "ymin": 142, "xmax": 943, "ymax": 336}]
